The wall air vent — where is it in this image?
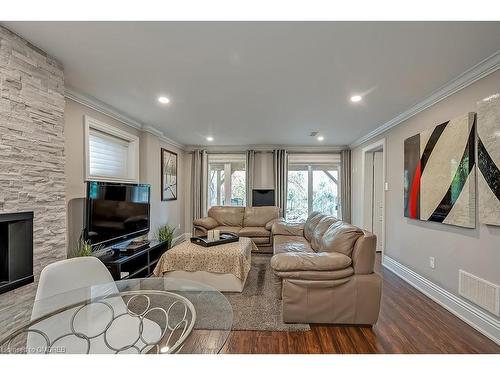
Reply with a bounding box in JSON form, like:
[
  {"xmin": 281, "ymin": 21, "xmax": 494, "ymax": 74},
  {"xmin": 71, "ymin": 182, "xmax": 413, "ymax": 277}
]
[{"xmin": 459, "ymin": 270, "xmax": 500, "ymax": 316}]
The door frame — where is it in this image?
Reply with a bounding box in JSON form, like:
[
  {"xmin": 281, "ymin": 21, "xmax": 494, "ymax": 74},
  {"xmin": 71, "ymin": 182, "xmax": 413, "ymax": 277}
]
[{"xmin": 360, "ymin": 138, "xmax": 386, "ymax": 255}]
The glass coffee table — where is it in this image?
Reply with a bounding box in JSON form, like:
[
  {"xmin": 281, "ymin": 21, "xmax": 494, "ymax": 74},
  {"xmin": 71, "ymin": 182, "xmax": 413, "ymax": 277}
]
[{"xmin": 0, "ymin": 278, "xmax": 233, "ymax": 354}]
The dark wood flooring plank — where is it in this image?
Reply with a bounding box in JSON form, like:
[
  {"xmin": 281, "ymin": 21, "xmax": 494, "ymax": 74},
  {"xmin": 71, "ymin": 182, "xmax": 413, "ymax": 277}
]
[
  {"xmin": 270, "ymin": 332, "xmax": 289, "ymax": 354},
  {"xmin": 345, "ymin": 326, "xmax": 379, "ymax": 353},
  {"xmin": 221, "ymin": 330, "xmax": 255, "ymax": 354},
  {"xmin": 313, "ymin": 326, "xmax": 341, "ymax": 354},
  {"xmin": 359, "ymin": 327, "xmax": 386, "ymax": 354}
]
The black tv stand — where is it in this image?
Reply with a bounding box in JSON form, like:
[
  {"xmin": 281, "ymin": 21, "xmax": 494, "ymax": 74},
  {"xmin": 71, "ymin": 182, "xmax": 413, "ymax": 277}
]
[
  {"xmin": 97, "ymin": 240, "xmax": 169, "ymax": 280},
  {"xmin": 112, "ymin": 239, "xmax": 151, "ymax": 254}
]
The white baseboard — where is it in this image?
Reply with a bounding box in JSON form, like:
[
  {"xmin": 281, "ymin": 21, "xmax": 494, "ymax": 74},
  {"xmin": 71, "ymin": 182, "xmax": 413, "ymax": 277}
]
[{"xmin": 382, "ymin": 255, "xmax": 500, "ymax": 346}]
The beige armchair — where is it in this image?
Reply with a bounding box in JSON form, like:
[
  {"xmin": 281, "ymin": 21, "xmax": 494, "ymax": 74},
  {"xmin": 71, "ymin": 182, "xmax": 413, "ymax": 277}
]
[
  {"xmin": 270, "ymin": 212, "xmax": 381, "ymax": 325},
  {"xmin": 193, "ymin": 206, "xmax": 281, "ymax": 253}
]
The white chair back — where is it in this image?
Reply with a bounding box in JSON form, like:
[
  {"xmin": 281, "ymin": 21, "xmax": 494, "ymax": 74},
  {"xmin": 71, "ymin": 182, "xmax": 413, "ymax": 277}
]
[
  {"xmin": 32, "ymin": 256, "xmax": 118, "ymax": 320},
  {"xmin": 35, "ymin": 257, "xmax": 113, "ymax": 300},
  {"xmin": 27, "ymin": 257, "xmax": 163, "ymax": 354}
]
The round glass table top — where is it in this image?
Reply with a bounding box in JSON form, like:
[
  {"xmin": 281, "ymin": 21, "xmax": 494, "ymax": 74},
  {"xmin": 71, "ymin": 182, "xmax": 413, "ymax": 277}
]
[{"xmin": 0, "ymin": 278, "xmax": 233, "ymax": 354}]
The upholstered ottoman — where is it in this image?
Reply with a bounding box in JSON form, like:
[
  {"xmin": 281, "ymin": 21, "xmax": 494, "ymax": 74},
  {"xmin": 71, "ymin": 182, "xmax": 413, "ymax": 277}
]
[{"xmin": 153, "ymin": 237, "xmax": 255, "ymax": 292}]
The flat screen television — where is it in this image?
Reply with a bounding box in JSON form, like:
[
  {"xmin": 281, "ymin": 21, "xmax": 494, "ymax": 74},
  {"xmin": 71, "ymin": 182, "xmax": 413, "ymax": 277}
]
[
  {"xmin": 252, "ymin": 189, "xmax": 275, "ymax": 207},
  {"xmin": 85, "ymin": 181, "xmax": 151, "ymax": 248}
]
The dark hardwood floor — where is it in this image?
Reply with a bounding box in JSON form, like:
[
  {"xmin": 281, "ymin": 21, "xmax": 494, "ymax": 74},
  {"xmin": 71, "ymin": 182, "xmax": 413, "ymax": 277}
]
[{"xmin": 219, "ymin": 254, "xmax": 500, "ymax": 354}]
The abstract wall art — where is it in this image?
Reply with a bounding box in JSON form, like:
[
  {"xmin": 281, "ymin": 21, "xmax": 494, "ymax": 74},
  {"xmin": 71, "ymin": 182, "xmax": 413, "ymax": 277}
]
[
  {"xmin": 161, "ymin": 148, "xmax": 178, "ymax": 201},
  {"xmin": 404, "ymin": 113, "xmax": 476, "ymax": 228},
  {"xmin": 477, "ymin": 93, "xmax": 500, "ymax": 226}
]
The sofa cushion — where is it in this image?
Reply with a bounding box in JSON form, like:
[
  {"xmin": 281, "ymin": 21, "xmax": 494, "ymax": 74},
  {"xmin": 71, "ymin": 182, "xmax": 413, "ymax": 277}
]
[
  {"xmin": 239, "ymin": 226, "xmax": 271, "ymax": 237},
  {"xmin": 272, "ymin": 222, "xmax": 304, "ymax": 237},
  {"xmin": 214, "ymin": 226, "xmax": 242, "ymax": 234},
  {"xmin": 310, "ymin": 216, "xmax": 340, "ymax": 251},
  {"xmin": 249, "ymin": 237, "xmax": 272, "ymax": 244},
  {"xmin": 270, "ymin": 251, "xmax": 352, "ymax": 272},
  {"xmin": 303, "ymin": 212, "xmax": 325, "ymax": 241},
  {"xmin": 208, "ymin": 206, "xmax": 245, "ymax": 227},
  {"xmin": 265, "ymin": 218, "xmax": 283, "ymax": 230},
  {"xmin": 243, "ymin": 206, "xmax": 279, "ymax": 227},
  {"xmin": 273, "ymin": 235, "xmax": 313, "ymax": 254},
  {"xmin": 320, "ymin": 222, "xmax": 364, "ymax": 256},
  {"xmin": 272, "ymin": 267, "xmax": 354, "ymax": 281},
  {"xmin": 193, "ymin": 216, "xmax": 219, "ymax": 230}
]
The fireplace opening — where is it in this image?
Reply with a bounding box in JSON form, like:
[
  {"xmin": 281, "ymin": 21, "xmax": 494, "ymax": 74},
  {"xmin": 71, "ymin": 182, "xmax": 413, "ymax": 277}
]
[{"xmin": 0, "ymin": 211, "xmax": 34, "ymax": 294}]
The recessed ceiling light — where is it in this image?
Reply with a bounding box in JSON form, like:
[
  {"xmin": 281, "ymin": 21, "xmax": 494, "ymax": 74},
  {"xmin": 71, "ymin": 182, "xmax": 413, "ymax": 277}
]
[
  {"xmin": 158, "ymin": 96, "xmax": 170, "ymax": 104},
  {"xmin": 206, "ymin": 136, "xmax": 214, "ymax": 142},
  {"xmin": 317, "ymin": 136, "xmax": 324, "ymax": 141},
  {"xmin": 350, "ymin": 95, "xmax": 362, "ymax": 102}
]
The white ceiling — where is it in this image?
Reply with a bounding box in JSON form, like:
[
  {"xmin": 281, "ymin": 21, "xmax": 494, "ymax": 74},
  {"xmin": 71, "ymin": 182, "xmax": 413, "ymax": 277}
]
[{"xmin": 4, "ymin": 22, "xmax": 500, "ymax": 147}]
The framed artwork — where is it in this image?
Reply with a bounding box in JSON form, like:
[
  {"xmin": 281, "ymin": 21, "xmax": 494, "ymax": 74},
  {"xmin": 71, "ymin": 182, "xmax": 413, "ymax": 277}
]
[
  {"xmin": 161, "ymin": 148, "xmax": 177, "ymax": 201},
  {"xmin": 477, "ymin": 93, "xmax": 500, "ymax": 226},
  {"xmin": 404, "ymin": 112, "xmax": 476, "ymax": 228}
]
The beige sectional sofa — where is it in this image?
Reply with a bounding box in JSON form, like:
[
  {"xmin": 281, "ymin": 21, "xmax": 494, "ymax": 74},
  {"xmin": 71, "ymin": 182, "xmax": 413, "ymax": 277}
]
[
  {"xmin": 193, "ymin": 206, "xmax": 281, "ymax": 253},
  {"xmin": 271, "ymin": 212, "xmax": 382, "ymax": 325}
]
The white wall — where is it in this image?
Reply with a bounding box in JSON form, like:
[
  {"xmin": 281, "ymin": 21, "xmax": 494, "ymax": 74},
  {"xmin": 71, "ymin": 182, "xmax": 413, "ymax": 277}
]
[
  {"xmin": 253, "ymin": 151, "xmax": 274, "ymax": 189},
  {"xmin": 65, "ymin": 98, "xmax": 186, "ymax": 251},
  {"xmin": 351, "ymin": 69, "xmax": 500, "ymax": 319},
  {"xmin": 140, "ymin": 131, "xmax": 186, "ymax": 238}
]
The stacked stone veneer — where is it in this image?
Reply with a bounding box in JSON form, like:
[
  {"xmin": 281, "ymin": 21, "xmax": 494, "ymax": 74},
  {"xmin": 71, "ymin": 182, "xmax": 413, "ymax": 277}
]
[{"xmin": 0, "ymin": 26, "xmax": 66, "ymax": 336}]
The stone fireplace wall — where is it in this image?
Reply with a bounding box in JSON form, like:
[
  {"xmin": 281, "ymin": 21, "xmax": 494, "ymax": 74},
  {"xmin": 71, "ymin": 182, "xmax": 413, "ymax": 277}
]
[{"xmin": 0, "ymin": 26, "xmax": 66, "ymax": 335}]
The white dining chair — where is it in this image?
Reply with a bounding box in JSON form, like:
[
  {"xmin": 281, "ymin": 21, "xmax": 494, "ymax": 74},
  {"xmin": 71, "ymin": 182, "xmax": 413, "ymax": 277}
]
[{"xmin": 28, "ymin": 257, "xmax": 161, "ymax": 354}]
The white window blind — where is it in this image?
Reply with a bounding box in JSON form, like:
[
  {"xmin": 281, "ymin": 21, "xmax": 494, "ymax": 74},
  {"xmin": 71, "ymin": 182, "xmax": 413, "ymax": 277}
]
[
  {"xmin": 84, "ymin": 116, "xmax": 139, "ymax": 183},
  {"xmin": 288, "ymin": 153, "xmax": 341, "ymax": 165},
  {"xmin": 89, "ymin": 129, "xmax": 129, "ymax": 178}
]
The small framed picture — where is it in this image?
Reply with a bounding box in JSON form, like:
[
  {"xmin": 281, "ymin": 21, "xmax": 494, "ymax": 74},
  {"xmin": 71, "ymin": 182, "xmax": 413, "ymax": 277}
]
[{"xmin": 161, "ymin": 148, "xmax": 177, "ymax": 201}]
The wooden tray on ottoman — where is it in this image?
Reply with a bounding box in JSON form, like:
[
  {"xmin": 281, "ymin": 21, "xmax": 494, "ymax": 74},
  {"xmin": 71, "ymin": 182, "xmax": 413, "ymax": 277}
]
[{"xmin": 190, "ymin": 232, "xmax": 239, "ymax": 247}]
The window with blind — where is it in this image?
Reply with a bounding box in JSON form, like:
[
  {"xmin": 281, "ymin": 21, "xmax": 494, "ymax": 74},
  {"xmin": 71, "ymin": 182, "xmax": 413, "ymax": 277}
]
[{"xmin": 84, "ymin": 116, "xmax": 139, "ymax": 182}]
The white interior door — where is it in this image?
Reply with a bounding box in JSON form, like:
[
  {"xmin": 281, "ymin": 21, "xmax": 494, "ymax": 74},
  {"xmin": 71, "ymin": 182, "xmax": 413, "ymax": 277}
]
[
  {"xmin": 362, "ymin": 153, "xmax": 374, "ymax": 231},
  {"xmin": 372, "ymin": 151, "xmax": 384, "ymax": 252}
]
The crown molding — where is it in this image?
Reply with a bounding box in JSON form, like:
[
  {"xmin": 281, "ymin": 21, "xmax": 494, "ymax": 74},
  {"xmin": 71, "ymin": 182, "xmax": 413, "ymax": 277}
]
[
  {"xmin": 349, "ymin": 49, "xmax": 500, "ymax": 149},
  {"xmin": 141, "ymin": 125, "xmax": 184, "ymax": 150},
  {"xmin": 64, "ymin": 87, "xmax": 185, "ymax": 150},
  {"xmin": 65, "ymin": 88, "xmax": 143, "ymax": 129},
  {"xmin": 184, "ymin": 144, "xmax": 348, "ymax": 153}
]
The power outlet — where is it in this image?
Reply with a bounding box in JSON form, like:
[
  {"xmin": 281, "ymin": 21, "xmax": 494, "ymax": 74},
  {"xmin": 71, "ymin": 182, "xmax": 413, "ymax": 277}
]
[{"xmin": 429, "ymin": 256, "xmax": 435, "ymax": 269}]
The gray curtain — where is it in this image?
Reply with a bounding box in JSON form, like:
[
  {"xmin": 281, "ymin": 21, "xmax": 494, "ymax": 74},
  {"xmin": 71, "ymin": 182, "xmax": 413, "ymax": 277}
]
[
  {"xmin": 273, "ymin": 149, "xmax": 288, "ymax": 217},
  {"xmin": 341, "ymin": 149, "xmax": 352, "ymax": 223},
  {"xmin": 246, "ymin": 150, "xmax": 255, "ymax": 207},
  {"xmin": 191, "ymin": 150, "xmax": 208, "ymax": 227}
]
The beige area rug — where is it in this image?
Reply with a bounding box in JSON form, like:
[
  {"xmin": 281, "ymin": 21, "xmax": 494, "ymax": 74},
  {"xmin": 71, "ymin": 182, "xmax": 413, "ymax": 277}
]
[
  {"xmin": 138, "ymin": 254, "xmax": 310, "ymax": 332},
  {"xmin": 223, "ymin": 254, "xmax": 310, "ymax": 332}
]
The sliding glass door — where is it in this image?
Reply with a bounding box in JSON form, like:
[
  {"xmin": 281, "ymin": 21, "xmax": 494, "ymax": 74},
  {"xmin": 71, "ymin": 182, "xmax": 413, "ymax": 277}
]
[{"xmin": 286, "ymin": 164, "xmax": 340, "ymax": 222}]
